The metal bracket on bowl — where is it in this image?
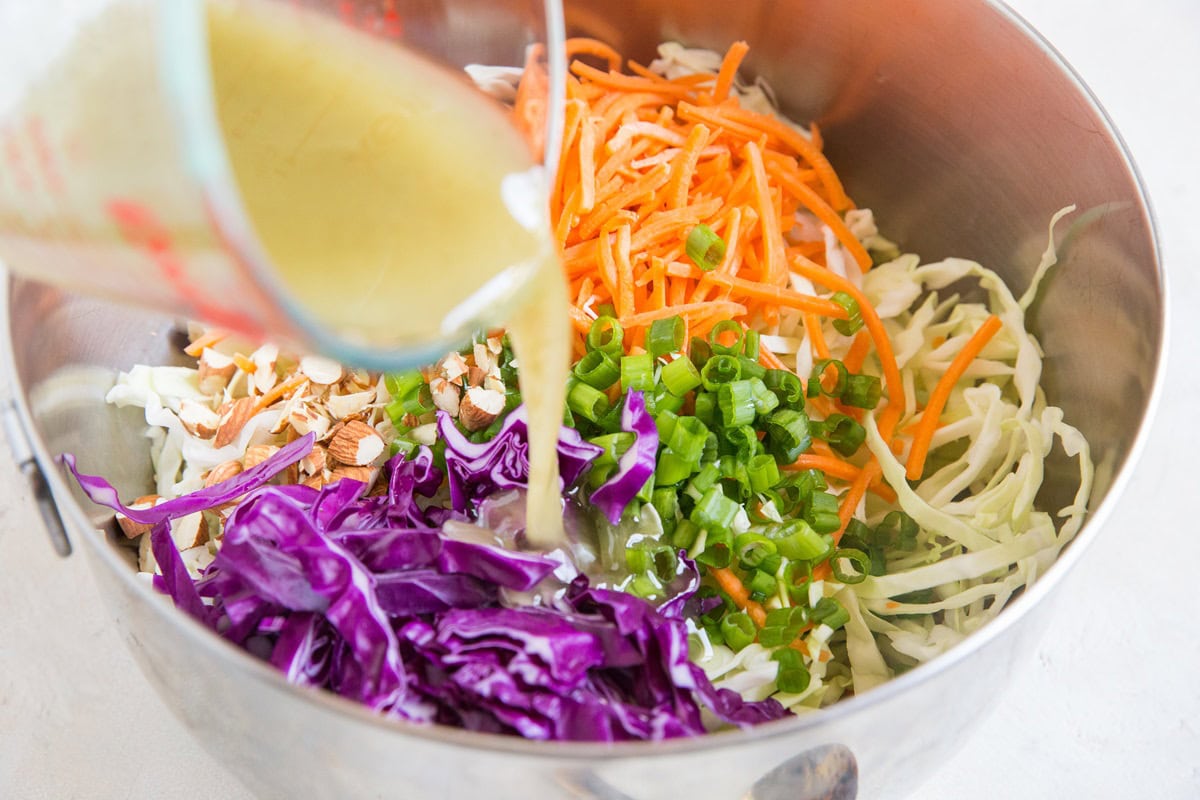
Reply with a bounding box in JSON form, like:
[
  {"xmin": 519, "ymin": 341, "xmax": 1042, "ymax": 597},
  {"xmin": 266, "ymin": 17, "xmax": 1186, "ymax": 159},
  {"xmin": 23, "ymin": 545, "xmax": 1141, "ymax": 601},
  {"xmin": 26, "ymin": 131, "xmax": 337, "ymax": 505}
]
[{"xmin": 2, "ymin": 401, "xmax": 71, "ymax": 558}]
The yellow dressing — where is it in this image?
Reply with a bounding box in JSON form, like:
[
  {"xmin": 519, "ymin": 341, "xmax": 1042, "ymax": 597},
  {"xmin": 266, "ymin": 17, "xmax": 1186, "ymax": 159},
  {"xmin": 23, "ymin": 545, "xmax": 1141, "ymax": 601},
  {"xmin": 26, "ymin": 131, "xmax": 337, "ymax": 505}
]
[{"xmin": 207, "ymin": 0, "xmax": 569, "ymax": 547}]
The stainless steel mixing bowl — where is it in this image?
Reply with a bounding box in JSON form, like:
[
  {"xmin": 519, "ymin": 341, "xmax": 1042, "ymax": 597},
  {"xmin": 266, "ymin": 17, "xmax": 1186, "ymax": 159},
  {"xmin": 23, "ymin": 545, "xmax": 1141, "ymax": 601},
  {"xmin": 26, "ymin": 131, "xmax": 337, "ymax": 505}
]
[{"xmin": 1, "ymin": 0, "xmax": 1164, "ymax": 797}]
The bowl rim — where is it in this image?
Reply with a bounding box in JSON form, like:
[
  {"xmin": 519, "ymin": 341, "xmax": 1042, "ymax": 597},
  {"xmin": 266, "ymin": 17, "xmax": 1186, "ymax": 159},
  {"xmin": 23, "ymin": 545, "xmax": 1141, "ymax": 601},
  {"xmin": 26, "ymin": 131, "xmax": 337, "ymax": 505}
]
[{"xmin": 3, "ymin": 0, "xmax": 1168, "ymax": 763}]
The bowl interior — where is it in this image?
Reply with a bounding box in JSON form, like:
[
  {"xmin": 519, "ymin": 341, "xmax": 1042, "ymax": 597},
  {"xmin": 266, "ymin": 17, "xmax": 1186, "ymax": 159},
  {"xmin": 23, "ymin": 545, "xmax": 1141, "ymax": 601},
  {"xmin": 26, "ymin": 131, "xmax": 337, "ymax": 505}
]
[{"xmin": 3, "ymin": 0, "xmax": 1163, "ymax": 797}]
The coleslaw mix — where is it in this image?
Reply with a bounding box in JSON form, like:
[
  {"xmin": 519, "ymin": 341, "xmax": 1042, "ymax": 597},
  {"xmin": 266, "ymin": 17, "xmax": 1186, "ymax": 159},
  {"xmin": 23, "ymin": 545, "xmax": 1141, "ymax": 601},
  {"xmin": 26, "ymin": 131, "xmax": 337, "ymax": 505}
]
[{"xmin": 67, "ymin": 42, "xmax": 1092, "ymax": 740}]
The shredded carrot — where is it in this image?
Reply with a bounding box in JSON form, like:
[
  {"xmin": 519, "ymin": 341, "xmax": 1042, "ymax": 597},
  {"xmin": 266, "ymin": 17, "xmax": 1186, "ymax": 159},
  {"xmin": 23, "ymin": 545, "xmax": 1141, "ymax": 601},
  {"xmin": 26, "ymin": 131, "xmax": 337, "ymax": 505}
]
[
  {"xmin": 622, "ymin": 301, "xmax": 747, "ymax": 329},
  {"xmin": 252, "ymin": 372, "xmax": 307, "ymax": 414},
  {"xmin": 711, "ymin": 567, "xmax": 767, "ymax": 627},
  {"xmin": 184, "ymin": 329, "xmax": 227, "ymax": 358},
  {"xmin": 232, "ymin": 353, "xmax": 257, "ymax": 374},
  {"xmin": 905, "ymin": 315, "xmax": 1004, "ymax": 480},
  {"xmin": 710, "ymin": 41, "xmax": 749, "ymax": 103},
  {"xmin": 565, "ymin": 37, "xmax": 622, "ymax": 71},
  {"xmin": 787, "ymin": 455, "xmax": 897, "ymax": 503}
]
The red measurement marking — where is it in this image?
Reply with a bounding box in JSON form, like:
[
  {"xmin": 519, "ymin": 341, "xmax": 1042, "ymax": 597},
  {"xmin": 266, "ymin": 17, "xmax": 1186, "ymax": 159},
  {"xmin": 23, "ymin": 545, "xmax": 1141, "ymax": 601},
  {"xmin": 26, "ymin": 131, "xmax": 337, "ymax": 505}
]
[
  {"xmin": 1, "ymin": 125, "xmax": 35, "ymax": 194},
  {"xmin": 198, "ymin": 193, "xmax": 295, "ymax": 337},
  {"xmin": 106, "ymin": 198, "xmax": 265, "ymax": 338},
  {"xmin": 381, "ymin": 0, "xmax": 402, "ymax": 38},
  {"xmin": 26, "ymin": 116, "xmax": 65, "ymax": 197}
]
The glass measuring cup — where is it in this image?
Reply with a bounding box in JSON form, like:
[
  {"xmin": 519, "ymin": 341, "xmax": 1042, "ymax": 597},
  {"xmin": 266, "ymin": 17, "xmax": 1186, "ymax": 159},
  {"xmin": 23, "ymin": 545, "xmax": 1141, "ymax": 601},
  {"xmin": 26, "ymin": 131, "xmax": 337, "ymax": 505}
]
[{"xmin": 0, "ymin": 0, "xmax": 565, "ymax": 371}]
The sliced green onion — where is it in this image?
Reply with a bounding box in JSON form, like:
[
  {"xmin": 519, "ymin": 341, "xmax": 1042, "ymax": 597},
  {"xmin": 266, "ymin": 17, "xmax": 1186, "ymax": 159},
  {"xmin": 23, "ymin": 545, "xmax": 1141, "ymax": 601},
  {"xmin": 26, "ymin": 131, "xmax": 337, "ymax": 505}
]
[
  {"xmin": 769, "ymin": 519, "xmax": 832, "ymax": 561},
  {"xmin": 764, "ymin": 369, "xmax": 805, "ymax": 409},
  {"xmin": 805, "ymin": 491, "xmax": 841, "ymax": 534},
  {"xmin": 765, "ymin": 606, "xmax": 808, "ymax": 630},
  {"xmin": 689, "ymin": 336, "xmax": 713, "ymax": 368},
  {"xmin": 708, "ymin": 319, "xmax": 744, "ymax": 355},
  {"xmin": 686, "ymin": 223, "xmax": 727, "ymax": 271},
  {"xmin": 831, "ymin": 547, "xmax": 870, "ymax": 584},
  {"xmin": 693, "ymin": 392, "xmax": 717, "ymax": 426},
  {"xmin": 720, "ymin": 611, "xmax": 756, "ymax": 652},
  {"xmin": 389, "ymin": 438, "xmax": 418, "ymax": 459},
  {"xmin": 568, "ymin": 381, "xmax": 610, "ymax": 423},
  {"xmin": 841, "ymin": 374, "xmax": 882, "ymax": 409},
  {"xmin": 758, "ymin": 551, "xmax": 782, "ymax": 576},
  {"xmin": 723, "ymin": 425, "xmax": 760, "ymax": 460},
  {"xmin": 876, "ymin": 510, "xmax": 919, "ymax": 551},
  {"xmin": 718, "ymin": 380, "xmax": 757, "ymax": 427},
  {"xmin": 701, "ymin": 431, "xmax": 719, "ymax": 463},
  {"xmin": 651, "ymin": 488, "xmax": 679, "ymax": 535},
  {"xmin": 700, "ymin": 354, "xmax": 741, "ymax": 391},
  {"xmin": 384, "ymin": 371, "xmax": 424, "ymax": 401},
  {"xmin": 737, "ymin": 356, "xmax": 767, "ymax": 380},
  {"xmin": 818, "ymin": 413, "xmax": 866, "ymax": 456},
  {"xmin": 655, "ymin": 410, "xmax": 679, "ymax": 444},
  {"xmin": 588, "ymin": 432, "xmax": 634, "ymax": 468},
  {"xmin": 691, "ymin": 486, "xmax": 739, "ymax": 534},
  {"xmin": 733, "ymin": 532, "xmax": 777, "ymax": 569},
  {"xmin": 687, "ymin": 462, "xmax": 722, "ymax": 498},
  {"xmin": 586, "ymin": 316, "xmax": 624, "ymax": 356},
  {"xmin": 655, "ymin": 450, "xmax": 695, "ymax": 486},
  {"xmin": 647, "ymin": 315, "xmax": 686, "ymax": 357},
  {"xmin": 651, "ymin": 386, "xmax": 686, "ymax": 416},
  {"xmin": 661, "ymin": 356, "xmax": 702, "ymax": 396},
  {"xmin": 574, "ymin": 349, "xmax": 620, "ymax": 390},
  {"xmin": 831, "ymin": 291, "xmax": 864, "ymax": 336},
  {"xmin": 747, "ymin": 569, "xmax": 777, "ymax": 598},
  {"xmin": 672, "ymin": 518, "xmax": 700, "ymax": 550},
  {"xmin": 764, "ymin": 408, "xmax": 812, "ymax": 462},
  {"xmin": 626, "ymin": 574, "xmax": 661, "ymax": 600},
  {"xmin": 747, "ymin": 377, "xmax": 780, "ymax": 415},
  {"xmin": 742, "ymin": 329, "xmax": 760, "ymax": 359},
  {"xmin": 695, "ymin": 528, "xmax": 732, "ymax": 568},
  {"xmin": 772, "ymin": 649, "xmax": 811, "ymax": 694},
  {"xmin": 807, "ymin": 358, "xmax": 848, "ymax": 399},
  {"xmin": 620, "ymin": 352, "xmax": 655, "ymax": 393},
  {"xmin": 398, "ymin": 383, "xmax": 434, "ymax": 416},
  {"xmin": 747, "ymin": 453, "xmax": 781, "ymax": 493},
  {"xmin": 718, "ymin": 456, "xmax": 751, "ymax": 502},
  {"xmin": 667, "ymin": 416, "xmax": 709, "ymax": 463},
  {"xmin": 809, "ymin": 597, "xmax": 849, "ymax": 630}
]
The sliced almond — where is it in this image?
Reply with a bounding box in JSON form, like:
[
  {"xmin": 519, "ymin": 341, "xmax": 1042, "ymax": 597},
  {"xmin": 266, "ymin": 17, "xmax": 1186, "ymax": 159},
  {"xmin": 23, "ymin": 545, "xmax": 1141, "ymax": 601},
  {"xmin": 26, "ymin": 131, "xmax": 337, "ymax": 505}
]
[
  {"xmin": 178, "ymin": 399, "xmax": 221, "ymax": 439},
  {"xmin": 441, "ymin": 351, "xmax": 470, "ymax": 383},
  {"xmin": 473, "ymin": 342, "xmax": 497, "ymax": 376},
  {"xmin": 299, "ymin": 445, "xmax": 327, "ymax": 476},
  {"xmin": 459, "ymin": 386, "xmax": 505, "ymax": 431},
  {"xmin": 289, "ymin": 405, "xmax": 331, "ymax": 439},
  {"xmin": 429, "ymin": 377, "xmax": 461, "ymax": 416},
  {"xmin": 302, "ymin": 473, "xmax": 326, "ymax": 490},
  {"xmin": 204, "ymin": 460, "xmax": 244, "ymax": 487},
  {"xmin": 328, "ymin": 464, "xmax": 375, "ymax": 486},
  {"xmin": 326, "ymin": 389, "xmax": 375, "ymax": 420},
  {"xmin": 467, "ymin": 366, "xmax": 487, "ymax": 387},
  {"xmin": 170, "ymin": 512, "xmax": 207, "ymax": 550},
  {"xmin": 243, "ymin": 444, "xmax": 280, "ymax": 469},
  {"xmin": 116, "ymin": 495, "xmax": 161, "ymax": 539},
  {"xmin": 483, "ymin": 375, "xmax": 505, "ymax": 394},
  {"xmin": 327, "ymin": 419, "xmax": 385, "ymax": 466},
  {"xmin": 250, "ymin": 343, "xmax": 279, "ymax": 395},
  {"xmin": 300, "ymin": 355, "xmax": 344, "ymax": 386},
  {"xmin": 214, "ymin": 396, "xmax": 256, "ymax": 448},
  {"xmin": 486, "ymin": 336, "xmax": 504, "ymax": 355},
  {"xmin": 410, "ymin": 422, "xmax": 438, "ymax": 446},
  {"xmin": 198, "ymin": 348, "xmax": 237, "ymax": 394}
]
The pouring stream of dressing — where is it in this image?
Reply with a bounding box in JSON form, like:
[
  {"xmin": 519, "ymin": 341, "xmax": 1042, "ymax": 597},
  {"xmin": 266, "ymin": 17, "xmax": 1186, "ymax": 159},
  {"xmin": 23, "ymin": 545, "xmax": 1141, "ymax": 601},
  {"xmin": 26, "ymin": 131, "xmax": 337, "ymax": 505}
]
[{"xmin": 207, "ymin": 0, "xmax": 569, "ymax": 547}]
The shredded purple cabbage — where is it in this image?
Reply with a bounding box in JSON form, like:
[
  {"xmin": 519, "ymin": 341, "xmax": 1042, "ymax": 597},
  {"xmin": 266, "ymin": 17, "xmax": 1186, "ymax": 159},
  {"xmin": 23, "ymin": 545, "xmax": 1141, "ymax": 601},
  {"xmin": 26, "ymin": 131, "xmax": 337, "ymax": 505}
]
[
  {"xmin": 64, "ymin": 408, "xmax": 787, "ymax": 741},
  {"xmin": 588, "ymin": 391, "xmax": 659, "ymax": 525},
  {"xmin": 437, "ymin": 406, "xmax": 601, "ymax": 513}
]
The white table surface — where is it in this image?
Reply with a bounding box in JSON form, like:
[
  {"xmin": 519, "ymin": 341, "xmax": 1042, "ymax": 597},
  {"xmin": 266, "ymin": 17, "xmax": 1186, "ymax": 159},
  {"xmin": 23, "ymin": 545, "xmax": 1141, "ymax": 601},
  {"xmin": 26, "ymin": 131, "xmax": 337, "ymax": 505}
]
[{"xmin": 2, "ymin": 1, "xmax": 1198, "ymax": 797}]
